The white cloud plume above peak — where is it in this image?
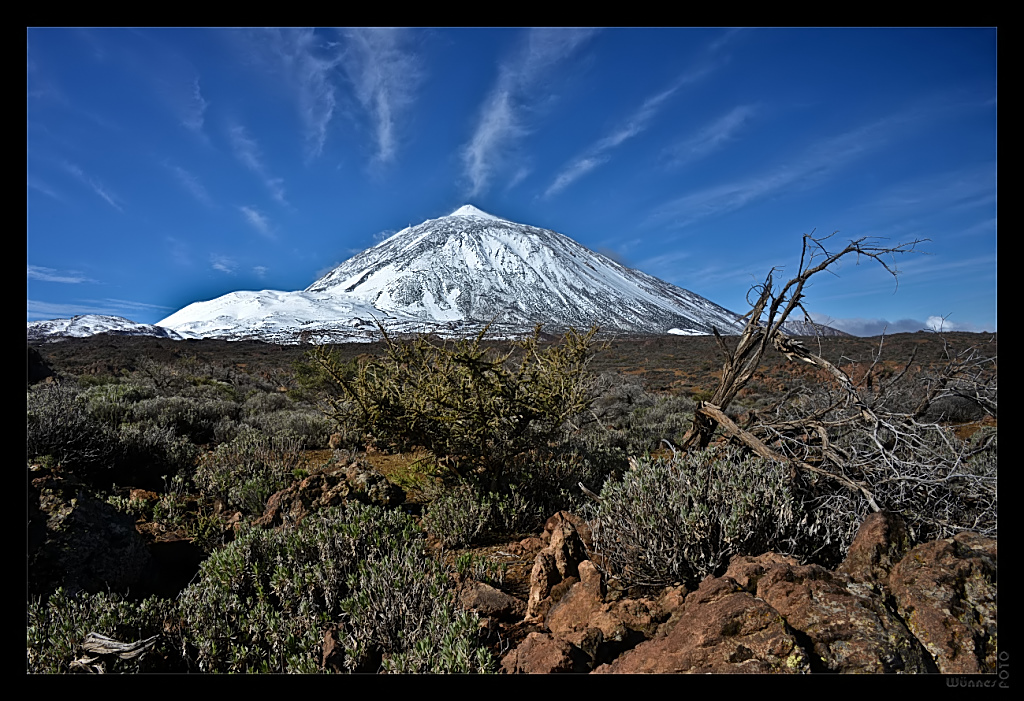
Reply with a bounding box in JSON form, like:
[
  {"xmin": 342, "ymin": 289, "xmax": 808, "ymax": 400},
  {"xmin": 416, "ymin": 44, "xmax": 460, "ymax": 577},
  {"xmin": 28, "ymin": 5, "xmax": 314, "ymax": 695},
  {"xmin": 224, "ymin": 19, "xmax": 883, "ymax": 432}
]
[
  {"xmin": 463, "ymin": 28, "xmax": 597, "ymax": 197},
  {"xmin": 338, "ymin": 27, "xmax": 422, "ymax": 167}
]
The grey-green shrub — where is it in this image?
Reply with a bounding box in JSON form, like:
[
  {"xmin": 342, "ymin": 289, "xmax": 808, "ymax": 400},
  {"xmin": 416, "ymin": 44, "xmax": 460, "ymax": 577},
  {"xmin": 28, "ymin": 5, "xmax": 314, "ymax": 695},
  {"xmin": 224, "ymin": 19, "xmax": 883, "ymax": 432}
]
[
  {"xmin": 81, "ymin": 382, "xmax": 155, "ymax": 427},
  {"xmin": 129, "ymin": 395, "xmax": 240, "ymax": 445},
  {"xmin": 27, "ymin": 384, "xmax": 119, "ymax": 477},
  {"xmin": 192, "ymin": 427, "xmax": 301, "ymax": 517},
  {"xmin": 176, "ymin": 502, "xmax": 492, "ymax": 673},
  {"xmin": 243, "ymin": 407, "xmax": 332, "ymax": 449},
  {"xmin": 588, "ymin": 447, "xmax": 802, "ymax": 589},
  {"xmin": 27, "ymin": 588, "xmax": 179, "ymax": 673}
]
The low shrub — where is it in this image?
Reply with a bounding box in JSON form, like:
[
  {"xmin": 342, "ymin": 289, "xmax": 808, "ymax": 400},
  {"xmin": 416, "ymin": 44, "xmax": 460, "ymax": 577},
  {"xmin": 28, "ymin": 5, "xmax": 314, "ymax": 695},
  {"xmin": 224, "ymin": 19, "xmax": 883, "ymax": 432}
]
[
  {"xmin": 192, "ymin": 427, "xmax": 302, "ymax": 518},
  {"xmin": 588, "ymin": 447, "xmax": 803, "ymax": 589},
  {"xmin": 243, "ymin": 407, "xmax": 333, "ymax": 449},
  {"xmin": 27, "ymin": 588, "xmax": 180, "ymax": 673},
  {"xmin": 27, "ymin": 384, "xmax": 120, "ymax": 479},
  {"xmin": 129, "ymin": 395, "xmax": 240, "ymax": 445},
  {"xmin": 80, "ymin": 382, "xmax": 155, "ymax": 427},
  {"xmin": 176, "ymin": 502, "xmax": 493, "ymax": 673}
]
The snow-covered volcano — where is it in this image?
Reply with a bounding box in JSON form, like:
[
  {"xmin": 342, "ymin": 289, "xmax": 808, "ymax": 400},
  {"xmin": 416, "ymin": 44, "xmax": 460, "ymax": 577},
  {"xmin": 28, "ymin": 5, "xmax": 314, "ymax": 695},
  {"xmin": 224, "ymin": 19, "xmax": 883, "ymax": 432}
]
[
  {"xmin": 304, "ymin": 204, "xmax": 745, "ymax": 334},
  {"xmin": 156, "ymin": 205, "xmax": 748, "ymax": 343}
]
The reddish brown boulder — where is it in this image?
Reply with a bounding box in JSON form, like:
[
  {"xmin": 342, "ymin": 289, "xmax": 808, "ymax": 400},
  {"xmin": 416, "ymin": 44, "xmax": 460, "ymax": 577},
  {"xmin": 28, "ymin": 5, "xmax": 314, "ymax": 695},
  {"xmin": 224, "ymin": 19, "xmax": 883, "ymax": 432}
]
[
  {"xmin": 458, "ymin": 580, "xmax": 526, "ymax": 620},
  {"xmin": 726, "ymin": 554, "xmax": 931, "ymax": 673},
  {"xmin": 594, "ymin": 576, "xmax": 810, "ymax": 674},
  {"xmin": 254, "ymin": 462, "xmax": 404, "ymax": 528},
  {"xmin": 888, "ymin": 532, "xmax": 998, "ymax": 673},
  {"xmin": 500, "ymin": 632, "xmax": 591, "ymax": 674},
  {"xmin": 837, "ymin": 510, "xmax": 912, "ymax": 587},
  {"xmin": 525, "ymin": 515, "xmax": 590, "ymax": 622}
]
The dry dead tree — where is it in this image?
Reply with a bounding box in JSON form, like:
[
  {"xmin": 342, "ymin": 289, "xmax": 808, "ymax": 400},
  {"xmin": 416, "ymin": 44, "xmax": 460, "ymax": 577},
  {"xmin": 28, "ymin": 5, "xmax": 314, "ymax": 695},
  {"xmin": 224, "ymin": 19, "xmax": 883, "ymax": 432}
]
[{"xmin": 679, "ymin": 231, "xmax": 996, "ymax": 542}]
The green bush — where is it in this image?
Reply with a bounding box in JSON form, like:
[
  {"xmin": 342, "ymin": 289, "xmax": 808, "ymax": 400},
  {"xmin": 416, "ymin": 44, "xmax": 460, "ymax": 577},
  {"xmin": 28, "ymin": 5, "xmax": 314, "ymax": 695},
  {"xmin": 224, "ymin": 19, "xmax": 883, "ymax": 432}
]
[
  {"xmin": 312, "ymin": 325, "xmax": 599, "ymax": 484},
  {"xmin": 588, "ymin": 447, "xmax": 803, "ymax": 589}
]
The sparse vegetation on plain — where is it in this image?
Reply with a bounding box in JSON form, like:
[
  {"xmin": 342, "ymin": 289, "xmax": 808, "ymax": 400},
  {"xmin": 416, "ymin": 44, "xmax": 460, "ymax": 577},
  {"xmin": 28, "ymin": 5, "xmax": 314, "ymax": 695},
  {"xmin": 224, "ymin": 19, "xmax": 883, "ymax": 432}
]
[{"xmin": 26, "ymin": 237, "xmax": 996, "ymax": 672}]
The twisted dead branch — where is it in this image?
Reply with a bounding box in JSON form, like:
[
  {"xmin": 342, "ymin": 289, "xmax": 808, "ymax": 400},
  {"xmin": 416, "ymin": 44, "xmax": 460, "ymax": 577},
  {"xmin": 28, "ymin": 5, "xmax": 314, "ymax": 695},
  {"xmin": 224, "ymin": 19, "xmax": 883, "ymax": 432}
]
[{"xmin": 678, "ymin": 231, "xmax": 996, "ymax": 541}]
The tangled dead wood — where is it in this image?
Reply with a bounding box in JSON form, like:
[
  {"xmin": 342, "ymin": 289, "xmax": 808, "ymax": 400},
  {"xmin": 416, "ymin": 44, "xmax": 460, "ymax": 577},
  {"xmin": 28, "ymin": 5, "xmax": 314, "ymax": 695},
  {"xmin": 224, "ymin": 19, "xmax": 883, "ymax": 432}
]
[{"xmin": 679, "ymin": 232, "xmax": 996, "ymax": 542}]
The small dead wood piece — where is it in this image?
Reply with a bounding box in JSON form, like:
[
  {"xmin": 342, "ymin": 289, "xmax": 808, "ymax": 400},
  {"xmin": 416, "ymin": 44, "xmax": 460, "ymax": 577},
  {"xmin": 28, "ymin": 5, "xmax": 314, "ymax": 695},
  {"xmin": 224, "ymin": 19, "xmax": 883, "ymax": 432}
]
[{"xmin": 70, "ymin": 632, "xmax": 160, "ymax": 673}]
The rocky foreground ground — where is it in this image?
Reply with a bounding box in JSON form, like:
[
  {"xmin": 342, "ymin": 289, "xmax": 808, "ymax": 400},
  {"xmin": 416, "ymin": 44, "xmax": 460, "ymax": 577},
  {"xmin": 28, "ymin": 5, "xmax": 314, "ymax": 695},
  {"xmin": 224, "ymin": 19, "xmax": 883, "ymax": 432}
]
[{"xmin": 29, "ymin": 452, "xmax": 997, "ymax": 674}]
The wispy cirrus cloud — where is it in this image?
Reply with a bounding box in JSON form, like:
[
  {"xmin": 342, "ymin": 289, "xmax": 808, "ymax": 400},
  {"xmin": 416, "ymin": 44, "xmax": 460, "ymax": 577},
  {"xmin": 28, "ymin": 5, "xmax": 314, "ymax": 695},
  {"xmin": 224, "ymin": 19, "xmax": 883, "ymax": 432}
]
[
  {"xmin": 243, "ymin": 28, "xmax": 340, "ymax": 162},
  {"xmin": 545, "ymin": 72, "xmax": 707, "ymax": 198},
  {"xmin": 339, "ymin": 28, "xmax": 423, "ymax": 167},
  {"xmin": 60, "ymin": 161, "xmax": 124, "ymax": 212},
  {"xmin": 211, "ymin": 254, "xmax": 238, "ymax": 274},
  {"xmin": 239, "ymin": 205, "xmax": 273, "ymax": 238},
  {"xmin": 648, "ymin": 114, "xmax": 904, "ymax": 230},
  {"xmin": 228, "ymin": 122, "xmax": 288, "ymax": 205},
  {"xmin": 28, "ymin": 265, "xmax": 96, "ymax": 284},
  {"xmin": 165, "ymin": 162, "xmax": 213, "ymax": 206},
  {"xmin": 180, "ymin": 76, "xmax": 208, "ymax": 134},
  {"xmin": 867, "ymin": 165, "xmax": 996, "ymax": 219},
  {"xmin": 463, "ymin": 28, "xmax": 597, "ymax": 197},
  {"xmin": 28, "ymin": 177, "xmax": 63, "ymax": 202},
  {"xmin": 663, "ymin": 104, "xmax": 756, "ymax": 168}
]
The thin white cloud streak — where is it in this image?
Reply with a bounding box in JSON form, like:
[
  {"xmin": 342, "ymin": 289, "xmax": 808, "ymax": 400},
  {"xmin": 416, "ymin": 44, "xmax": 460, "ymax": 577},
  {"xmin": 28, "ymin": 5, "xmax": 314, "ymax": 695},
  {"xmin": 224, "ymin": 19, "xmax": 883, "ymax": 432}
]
[
  {"xmin": 545, "ymin": 76, "xmax": 705, "ymax": 198},
  {"xmin": 180, "ymin": 76, "xmax": 208, "ymax": 134},
  {"xmin": 464, "ymin": 28, "xmax": 596, "ymax": 197},
  {"xmin": 211, "ymin": 255, "xmax": 237, "ymax": 274},
  {"xmin": 28, "ymin": 265, "xmax": 96, "ymax": 284},
  {"xmin": 28, "ymin": 177, "xmax": 62, "ymax": 202},
  {"xmin": 28, "ymin": 299, "xmax": 107, "ymax": 320},
  {"xmin": 868, "ymin": 166, "xmax": 996, "ymax": 219},
  {"xmin": 239, "ymin": 206, "xmax": 273, "ymax": 238},
  {"xmin": 249, "ymin": 28, "xmax": 340, "ymax": 162},
  {"xmin": 228, "ymin": 123, "xmax": 288, "ymax": 205},
  {"xmin": 88, "ymin": 297, "xmax": 173, "ymax": 314},
  {"xmin": 648, "ymin": 116, "xmax": 901, "ymax": 229},
  {"xmin": 253, "ymin": 266, "xmax": 268, "ymax": 278},
  {"xmin": 61, "ymin": 161, "xmax": 124, "ymax": 212},
  {"xmin": 339, "ymin": 28, "xmax": 422, "ymax": 167},
  {"xmin": 167, "ymin": 163, "xmax": 213, "ymax": 206},
  {"xmin": 228, "ymin": 123, "xmax": 265, "ymax": 174},
  {"xmin": 27, "ymin": 297, "xmax": 174, "ymax": 322},
  {"xmin": 664, "ymin": 105, "xmax": 755, "ymax": 167}
]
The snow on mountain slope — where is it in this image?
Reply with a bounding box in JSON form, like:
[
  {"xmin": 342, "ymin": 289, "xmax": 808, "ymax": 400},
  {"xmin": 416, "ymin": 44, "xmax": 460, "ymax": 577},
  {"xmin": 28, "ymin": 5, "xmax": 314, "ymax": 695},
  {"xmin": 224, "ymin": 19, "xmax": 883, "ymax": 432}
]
[
  {"xmin": 27, "ymin": 315, "xmax": 184, "ymax": 341},
  {"xmin": 303, "ymin": 204, "xmax": 746, "ymax": 337},
  {"xmin": 30, "ymin": 207, "xmax": 849, "ymax": 344},
  {"xmin": 155, "ymin": 290, "xmax": 417, "ymax": 344}
]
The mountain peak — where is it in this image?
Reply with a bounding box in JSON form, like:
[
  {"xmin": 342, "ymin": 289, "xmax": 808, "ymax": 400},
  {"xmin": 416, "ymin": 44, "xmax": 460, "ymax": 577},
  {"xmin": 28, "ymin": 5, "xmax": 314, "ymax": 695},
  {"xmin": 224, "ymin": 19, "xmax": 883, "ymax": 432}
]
[{"xmin": 449, "ymin": 204, "xmax": 503, "ymax": 221}]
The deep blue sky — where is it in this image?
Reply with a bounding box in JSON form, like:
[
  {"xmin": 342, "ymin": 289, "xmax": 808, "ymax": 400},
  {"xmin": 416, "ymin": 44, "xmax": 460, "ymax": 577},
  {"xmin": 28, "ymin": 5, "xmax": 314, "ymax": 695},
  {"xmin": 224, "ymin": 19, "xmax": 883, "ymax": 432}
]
[{"xmin": 27, "ymin": 28, "xmax": 997, "ymax": 335}]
